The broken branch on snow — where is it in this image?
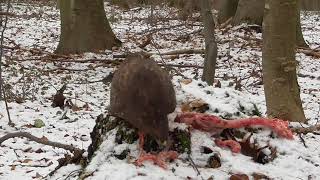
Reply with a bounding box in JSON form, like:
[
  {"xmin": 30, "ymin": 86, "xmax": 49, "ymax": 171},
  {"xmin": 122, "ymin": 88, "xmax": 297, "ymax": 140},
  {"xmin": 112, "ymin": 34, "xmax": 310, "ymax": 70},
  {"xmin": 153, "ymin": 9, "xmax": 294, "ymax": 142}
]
[{"xmin": 0, "ymin": 132, "xmax": 84, "ymax": 153}]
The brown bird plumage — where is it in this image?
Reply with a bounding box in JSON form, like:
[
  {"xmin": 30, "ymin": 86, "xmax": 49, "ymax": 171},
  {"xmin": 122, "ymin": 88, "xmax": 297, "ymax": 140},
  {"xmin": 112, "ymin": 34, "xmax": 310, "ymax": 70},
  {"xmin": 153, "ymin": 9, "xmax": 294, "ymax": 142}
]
[{"xmin": 110, "ymin": 54, "xmax": 176, "ymax": 141}]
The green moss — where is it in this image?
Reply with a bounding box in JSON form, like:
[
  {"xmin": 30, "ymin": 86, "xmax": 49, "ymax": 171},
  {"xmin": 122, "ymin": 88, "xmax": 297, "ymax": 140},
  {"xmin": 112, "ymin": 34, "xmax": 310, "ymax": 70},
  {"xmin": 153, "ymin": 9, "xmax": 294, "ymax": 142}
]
[
  {"xmin": 89, "ymin": 114, "xmax": 192, "ymax": 162},
  {"xmin": 115, "ymin": 121, "xmax": 139, "ymax": 144},
  {"xmin": 88, "ymin": 114, "xmax": 117, "ymax": 160},
  {"xmin": 34, "ymin": 119, "xmax": 45, "ymax": 128},
  {"xmin": 104, "ymin": 116, "xmax": 120, "ymax": 132},
  {"xmin": 170, "ymin": 128, "xmax": 191, "ymax": 154}
]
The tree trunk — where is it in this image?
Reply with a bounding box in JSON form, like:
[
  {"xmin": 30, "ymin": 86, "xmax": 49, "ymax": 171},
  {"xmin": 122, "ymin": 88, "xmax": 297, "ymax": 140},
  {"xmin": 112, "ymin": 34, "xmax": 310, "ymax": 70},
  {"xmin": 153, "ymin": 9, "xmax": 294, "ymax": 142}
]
[
  {"xmin": 232, "ymin": 0, "xmax": 264, "ymax": 25},
  {"xmin": 56, "ymin": 0, "xmax": 121, "ymax": 54},
  {"xmin": 223, "ymin": 0, "xmax": 308, "ymax": 47},
  {"xmin": 301, "ymin": 0, "xmax": 320, "ymax": 11},
  {"xmin": 200, "ymin": 0, "xmax": 217, "ymax": 85},
  {"xmin": 217, "ymin": 0, "xmax": 239, "ymax": 23},
  {"xmin": 296, "ymin": 0, "xmax": 308, "ymax": 47},
  {"xmin": 262, "ymin": 0, "xmax": 306, "ymax": 122}
]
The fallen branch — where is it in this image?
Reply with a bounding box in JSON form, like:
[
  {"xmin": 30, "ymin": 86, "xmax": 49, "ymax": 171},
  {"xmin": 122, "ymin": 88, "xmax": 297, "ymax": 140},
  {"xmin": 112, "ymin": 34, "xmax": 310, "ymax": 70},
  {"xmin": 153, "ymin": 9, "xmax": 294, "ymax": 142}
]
[
  {"xmin": 48, "ymin": 150, "xmax": 84, "ymax": 177},
  {"xmin": 291, "ymin": 124, "xmax": 320, "ymax": 134},
  {"xmin": 173, "ymin": 29, "xmax": 202, "ymax": 41},
  {"xmin": 12, "ymin": 57, "xmax": 123, "ymax": 64},
  {"xmin": 297, "ymin": 49, "xmax": 320, "ymax": 59},
  {"xmin": 218, "ymin": 17, "xmax": 233, "ymax": 29},
  {"xmin": 112, "ymin": 49, "xmax": 205, "ymax": 58},
  {"xmin": 0, "ymin": 11, "xmax": 15, "ymax": 16},
  {"xmin": 0, "ymin": 44, "xmax": 16, "ymax": 50},
  {"xmin": 158, "ymin": 49, "xmax": 204, "ymax": 56},
  {"xmin": 161, "ymin": 63, "xmax": 203, "ymax": 69},
  {"xmin": 0, "ymin": 44, "xmax": 72, "ymax": 59},
  {"xmin": 13, "ymin": 57, "xmax": 203, "ymax": 69},
  {"xmin": 0, "ymin": 132, "xmax": 83, "ymax": 153},
  {"xmin": 2, "ymin": 132, "xmax": 85, "ymax": 176}
]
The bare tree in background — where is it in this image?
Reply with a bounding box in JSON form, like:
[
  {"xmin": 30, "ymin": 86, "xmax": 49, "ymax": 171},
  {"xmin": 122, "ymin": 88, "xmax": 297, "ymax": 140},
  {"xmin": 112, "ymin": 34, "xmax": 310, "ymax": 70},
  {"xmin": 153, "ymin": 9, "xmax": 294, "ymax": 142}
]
[
  {"xmin": 56, "ymin": 0, "xmax": 121, "ymax": 54},
  {"xmin": 232, "ymin": 0, "xmax": 264, "ymax": 25},
  {"xmin": 217, "ymin": 0, "xmax": 238, "ymax": 23},
  {"xmin": 262, "ymin": 0, "xmax": 306, "ymax": 122},
  {"xmin": 200, "ymin": 0, "xmax": 217, "ymax": 85},
  {"xmin": 218, "ymin": 0, "xmax": 308, "ymax": 47}
]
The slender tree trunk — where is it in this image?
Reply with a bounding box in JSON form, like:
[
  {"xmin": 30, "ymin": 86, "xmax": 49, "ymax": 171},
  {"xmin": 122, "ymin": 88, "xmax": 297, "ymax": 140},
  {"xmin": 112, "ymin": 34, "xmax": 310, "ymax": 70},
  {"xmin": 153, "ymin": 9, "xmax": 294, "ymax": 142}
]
[
  {"xmin": 200, "ymin": 0, "xmax": 217, "ymax": 85},
  {"xmin": 217, "ymin": 0, "xmax": 239, "ymax": 23},
  {"xmin": 56, "ymin": 0, "xmax": 121, "ymax": 54},
  {"xmin": 262, "ymin": 0, "xmax": 306, "ymax": 122},
  {"xmin": 220, "ymin": 0, "xmax": 308, "ymax": 47},
  {"xmin": 232, "ymin": 0, "xmax": 264, "ymax": 25}
]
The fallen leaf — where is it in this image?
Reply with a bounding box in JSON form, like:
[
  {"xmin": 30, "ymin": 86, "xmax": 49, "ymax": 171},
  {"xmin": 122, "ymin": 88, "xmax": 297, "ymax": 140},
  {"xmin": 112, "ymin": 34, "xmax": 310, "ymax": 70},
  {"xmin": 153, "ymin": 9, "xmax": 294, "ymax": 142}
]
[
  {"xmin": 240, "ymin": 134, "xmax": 277, "ymax": 164},
  {"xmin": 71, "ymin": 104, "xmax": 81, "ymax": 111},
  {"xmin": 40, "ymin": 136, "xmax": 48, "ymax": 141},
  {"xmin": 180, "ymin": 78, "xmax": 192, "ymax": 85},
  {"xmin": 32, "ymin": 172, "xmax": 42, "ymax": 179},
  {"xmin": 11, "ymin": 165, "xmax": 16, "ymax": 171},
  {"xmin": 22, "ymin": 159, "xmax": 33, "ymax": 163},
  {"xmin": 181, "ymin": 99, "xmax": 209, "ymax": 113},
  {"xmin": 252, "ymin": 172, "xmax": 271, "ymax": 180},
  {"xmin": 206, "ymin": 153, "xmax": 221, "ymax": 168},
  {"xmin": 35, "ymin": 148, "xmax": 43, "ymax": 153},
  {"xmin": 230, "ymin": 174, "xmax": 249, "ymax": 180},
  {"xmin": 22, "ymin": 124, "xmax": 35, "ymax": 128}
]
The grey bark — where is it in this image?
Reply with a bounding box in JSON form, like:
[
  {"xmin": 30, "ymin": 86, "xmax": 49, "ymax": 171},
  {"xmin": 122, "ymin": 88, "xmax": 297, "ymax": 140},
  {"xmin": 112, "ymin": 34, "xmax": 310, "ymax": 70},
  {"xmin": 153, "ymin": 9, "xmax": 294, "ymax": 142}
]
[
  {"xmin": 217, "ymin": 0, "xmax": 239, "ymax": 23},
  {"xmin": 296, "ymin": 0, "xmax": 308, "ymax": 47},
  {"xmin": 200, "ymin": 0, "xmax": 217, "ymax": 85},
  {"xmin": 220, "ymin": 0, "xmax": 308, "ymax": 47},
  {"xmin": 301, "ymin": 0, "xmax": 320, "ymax": 11},
  {"xmin": 232, "ymin": 0, "xmax": 265, "ymax": 25},
  {"xmin": 262, "ymin": 0, "xmax": 306, "ymax": 122},
  {"xmin": 56, "ymin": 0, "xmax": 121, "ymax": 54}
]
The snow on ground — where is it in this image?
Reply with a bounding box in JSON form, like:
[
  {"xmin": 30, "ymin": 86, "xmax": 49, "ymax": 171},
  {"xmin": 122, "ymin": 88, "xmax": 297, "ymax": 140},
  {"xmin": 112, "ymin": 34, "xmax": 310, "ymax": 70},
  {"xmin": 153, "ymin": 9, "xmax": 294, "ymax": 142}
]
[{"xmin": 0, "ymin": 2, "xmax": 319, "ymax": 180}]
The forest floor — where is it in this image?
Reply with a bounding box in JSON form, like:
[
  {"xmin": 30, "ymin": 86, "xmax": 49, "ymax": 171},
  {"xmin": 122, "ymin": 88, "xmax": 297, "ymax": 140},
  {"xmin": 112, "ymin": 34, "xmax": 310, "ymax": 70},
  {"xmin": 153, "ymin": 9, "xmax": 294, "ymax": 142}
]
[{"xmin": 0, "ymin": 2, "xmax": 319, "ymax": 180}]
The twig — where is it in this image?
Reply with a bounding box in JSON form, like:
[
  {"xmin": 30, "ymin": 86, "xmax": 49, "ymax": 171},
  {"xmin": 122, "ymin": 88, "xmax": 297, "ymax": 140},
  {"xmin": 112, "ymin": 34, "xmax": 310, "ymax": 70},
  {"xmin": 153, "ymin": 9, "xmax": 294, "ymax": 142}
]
[
  {"xmin": 112, "ymin": 48, "xmax": 204, "ymax": 59},
  {"xmin": 173, "ymin": 29, "xmax": 202, "ymax": 41},
  {"xmin": 298, "ymin": 134, "xmax": 307, "ymax": 148},
  {"xmin": 0, "ymin": 132, "xmax": 83, "ymax": 153},
  {"xmin": 12, "ymin": 58, "xmax": 122, "ymax": 64},
  {"xmin": 1, "ymin": 43, "xmax": 72, "ymax": 59},
  {"xmin": 159, "ymin": 49, "xmax": 204, "ymax": 56},
  {"xmin": 161, "ymin": 63, "xmax": 203, "ymax": 69},
  {"xmin": 10, "ymin": 163, "xmax": 52, "ymax": 168},
  {"xmin": 218, "ymin": 17, "xmax": 232, "ymax": 29},
  {"xmin": 48, "ymin": 151, "xmax": 84, "ymax": 177},
  {"xmin": 291, "ymin": 124, "xmax": 320, "ymax": 134},
  {"xmin": 61, "ymin": 169, "xmax": 82, "ymax": 180},
  {"xmin": 297, "ymin": 48, "xmax": 320, "ymax": 58},
  {"xmin": 0, "ymin": 0, "xmax": 13, "ymax": 126},
  {"xmin": 187, "ymin": 154, "xmax": 204, "ymax": 180},
  {"xmin": 0, "ymin": 11, "xmax": 15, "ymax": 16}
]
